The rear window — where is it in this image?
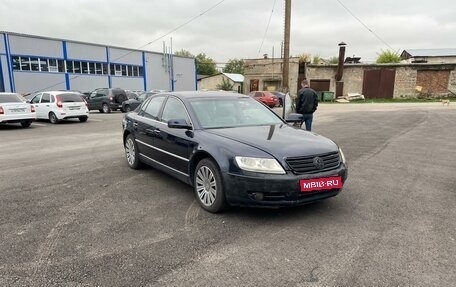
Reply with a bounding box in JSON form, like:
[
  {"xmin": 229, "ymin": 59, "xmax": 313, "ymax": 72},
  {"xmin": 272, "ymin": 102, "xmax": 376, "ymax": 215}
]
[
  {"xmin": 0, "ymin": 94, "xmax": 24, "ymax": 103},
  {"xmin": 58, "ymin": 93, "xmax": 84, "ymax": 102}
]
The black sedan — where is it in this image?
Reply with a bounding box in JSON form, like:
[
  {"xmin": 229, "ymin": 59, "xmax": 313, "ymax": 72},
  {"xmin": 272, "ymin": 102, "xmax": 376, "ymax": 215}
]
[{"xmin": 122, "ymin": 91, "xmax": 347, "ymax": 213}]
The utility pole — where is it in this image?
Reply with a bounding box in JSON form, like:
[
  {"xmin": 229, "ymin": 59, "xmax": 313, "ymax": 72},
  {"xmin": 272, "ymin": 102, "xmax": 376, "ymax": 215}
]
[{"xmin": 282, "ymin": 0, "xmax": 291, "ymax": 93}]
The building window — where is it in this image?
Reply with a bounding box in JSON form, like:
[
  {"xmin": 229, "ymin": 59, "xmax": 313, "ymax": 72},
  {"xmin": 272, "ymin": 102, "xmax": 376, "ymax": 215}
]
[
  {"xmin": 21, "ymin": 57, "xmax": 31, "ymax": 71},
  {"xmin": 102, "ymin": 63, "xmax": 108, "ymax": 75},
  {"xmin": 88, "ymin": 62, "xmax": 96, "ymax": 74},
  {"xmin": 30, "ymin": 57, "xmax": 40, "ymax": 71},
  {"xmin": 95, "ymin": 63, "xmax": 103, "ymax": 75},
  {"xmin": 11, "ymin": 54, "xmax": 143, "ymax": 77},
  {"xmin": 40, "ymin": 58, "xmax": 49, "ymax": 72},
  {"xmin": 57, "ymin": 60, "xmax": 65, "ymax": 73},
  {"xmin": 12, "ymin": 56, "xmax": 20, "ymax": 70}
]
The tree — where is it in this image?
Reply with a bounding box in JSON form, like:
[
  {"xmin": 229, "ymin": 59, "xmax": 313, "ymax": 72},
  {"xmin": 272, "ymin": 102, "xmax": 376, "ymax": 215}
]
[
  {"xmin": 196, "ymin": 53, "xmax": 217, "ymax": 75},
  {"xmin": 223, "ymin": 58, "xmax": 244, "ymax": 74},
  {"xmin": 376, "ymin": 50, "xmax": 401, "ymax": 63},
  {"xmin": 297, "ymin": 53, "xmax": 312, "ymax": 63},
  {"xmin": 216, "ymin": 78, "xmax": 234, "ymax": 91},
  {"xmin": 328, "ymin": 56, "xmax": 339, "ymax": 64},
  {"xmin": 312, "ymin": 55, "xmax": 323, "ymax": 64},
  {"xmin": 175, "ymin": 49, "xmax": 194, "ymax": 57}
]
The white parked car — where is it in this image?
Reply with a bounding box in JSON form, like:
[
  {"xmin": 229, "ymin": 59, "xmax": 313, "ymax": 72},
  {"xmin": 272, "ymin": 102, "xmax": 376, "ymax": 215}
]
[
  {"xmin": 0, "ymin": 93, "xmax": 36, "ymax": 128},
  {"xmin": 29, "ymin": 91, "xmax": 89, "ymax": 124}
]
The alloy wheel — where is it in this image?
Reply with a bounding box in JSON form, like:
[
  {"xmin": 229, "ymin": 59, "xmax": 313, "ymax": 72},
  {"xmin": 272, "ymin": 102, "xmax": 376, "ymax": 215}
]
[
  {"xmin": 195, "ymin": 166, "xmax": 217, "ymax": 206},
  {"xmin": 125, "ymin": 138, "xmax": 136, "ymax": 166}
]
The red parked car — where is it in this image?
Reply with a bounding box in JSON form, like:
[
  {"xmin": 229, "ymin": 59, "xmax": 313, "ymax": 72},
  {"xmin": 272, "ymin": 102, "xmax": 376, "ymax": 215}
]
[{"xmin": 248, "ymin": 91, "xmax": 279, "ymax": 108}]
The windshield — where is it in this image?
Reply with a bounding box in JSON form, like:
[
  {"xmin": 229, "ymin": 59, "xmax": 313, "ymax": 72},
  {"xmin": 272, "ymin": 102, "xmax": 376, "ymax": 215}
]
[
  {"xmin": 0, "ymin": 93, "xmax": 24, "ymax": 103},
  {"xmin": 58, "ymin": 93, "xmax": 84, "ymax": 102},
  {"xmin": 189, "ymin": 97, "xmax": 283, "ymax": 129}
]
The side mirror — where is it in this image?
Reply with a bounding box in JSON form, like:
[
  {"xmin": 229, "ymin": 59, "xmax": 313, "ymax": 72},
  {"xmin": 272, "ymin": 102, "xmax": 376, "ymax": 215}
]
[
  {"xmin": 168, "ymin": 119, "xmax": 192, "ymax": 130},
  {"xmin": 285, "ymin": 113, "xmax": 303, "ymax": 123}
]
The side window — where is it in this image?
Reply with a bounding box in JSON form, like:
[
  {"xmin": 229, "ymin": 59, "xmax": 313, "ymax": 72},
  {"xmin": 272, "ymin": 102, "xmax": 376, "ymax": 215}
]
[
  {"xmin": 31, "ymin": 94, "xmax": 42, "ymax": 104},
  {"xmin": 93, "ymin": 89, "xmax": 107, "ymax": 98},
  {"xmin": 50, "ymin": 95, "xmax": 55, "ymax": 103},
  {"xmin": 161, "ymin": 97, "xmax": 190, "ymax": 124},
  {"xmin": 142, "ymin": 96, "xmax": 165, "ymax": 120},
  {"xmin": 41, "ymin": 93, "xmax": 51, "ymax": 103},
  {"xmin": 254, "ymin": 92, "xmax": 262, "ymax": 98}
]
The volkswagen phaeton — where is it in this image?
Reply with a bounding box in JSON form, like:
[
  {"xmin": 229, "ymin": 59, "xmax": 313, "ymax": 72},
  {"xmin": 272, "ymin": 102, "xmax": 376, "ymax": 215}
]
[{"xmin": 122, "ymin": 91, "xmax": 347, "ymax": 213}]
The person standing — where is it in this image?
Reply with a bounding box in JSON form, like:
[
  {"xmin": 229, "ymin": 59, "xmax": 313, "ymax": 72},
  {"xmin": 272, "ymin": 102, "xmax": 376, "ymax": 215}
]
[{"xmin": 296, "ymin": 79, "xmax": 318, "ymax": 131}]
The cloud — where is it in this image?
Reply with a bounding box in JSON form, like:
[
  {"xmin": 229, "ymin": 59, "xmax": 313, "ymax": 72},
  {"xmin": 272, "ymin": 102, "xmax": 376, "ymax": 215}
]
[{"xmin": 2, "ymin": 0, "xmax": 456, "ymax": 63}]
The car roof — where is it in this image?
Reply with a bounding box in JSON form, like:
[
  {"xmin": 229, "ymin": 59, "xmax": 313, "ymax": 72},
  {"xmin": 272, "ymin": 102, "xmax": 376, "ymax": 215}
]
[
  {"xmin": 165, "ymin": 91, "xmax": 250, "ymax": 101},
  {"xmin": 38, "ymin": 91, "xmax": 83, "ymax": 95}
]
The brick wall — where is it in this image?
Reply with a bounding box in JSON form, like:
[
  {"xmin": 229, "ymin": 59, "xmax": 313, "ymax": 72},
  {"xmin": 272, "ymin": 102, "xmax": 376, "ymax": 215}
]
[{"xmin": 245, "ymin": 60, "xmax": 456, "ymax": 98}]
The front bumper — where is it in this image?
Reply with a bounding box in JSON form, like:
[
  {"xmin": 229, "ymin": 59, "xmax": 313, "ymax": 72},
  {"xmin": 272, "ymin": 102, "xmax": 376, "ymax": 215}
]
[{"xmin": 222, "ymin": 163, "xmax": 348, "ymax": 208}]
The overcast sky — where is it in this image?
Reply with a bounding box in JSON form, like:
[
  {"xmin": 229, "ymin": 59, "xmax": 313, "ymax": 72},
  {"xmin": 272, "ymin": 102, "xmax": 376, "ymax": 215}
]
[{"xmin": 2, "ymin": 0, "xmax": 456, "ymax": 64}]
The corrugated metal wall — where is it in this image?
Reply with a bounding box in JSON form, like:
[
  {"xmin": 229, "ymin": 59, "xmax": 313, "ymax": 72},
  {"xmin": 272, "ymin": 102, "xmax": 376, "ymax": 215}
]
[{"xmin": 0, "ymin": 32, "xmax": 197, "ymax": 93}]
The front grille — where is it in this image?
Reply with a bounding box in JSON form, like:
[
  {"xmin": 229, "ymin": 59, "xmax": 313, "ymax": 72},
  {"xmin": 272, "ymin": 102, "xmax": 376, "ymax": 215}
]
[{"xmin": 285, "ymin": 151, "xmax": 340, "ymax": 174}]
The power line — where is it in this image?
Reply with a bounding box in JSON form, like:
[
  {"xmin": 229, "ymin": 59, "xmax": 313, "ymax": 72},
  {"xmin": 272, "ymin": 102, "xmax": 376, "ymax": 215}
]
[
  {"xmin": 335, "ymin": 0, "xmax": 395, "ymax": 51},
  {"xmin": 257, "ymin": 0, "xmax": 278, "ymax": 57}
]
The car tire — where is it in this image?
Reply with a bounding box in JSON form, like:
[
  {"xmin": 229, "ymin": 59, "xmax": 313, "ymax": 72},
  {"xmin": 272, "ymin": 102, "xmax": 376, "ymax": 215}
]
[
  {"xmin": 279, "ymin": 98, "xmax": 283, "ymax": 107},
  {"xmin": 102, "ymin": 103, "xmax": 111, "ymax": 113},
  {"xmin": 194, "ymin": 158, "xmax": 227, "ymax": 213},
  {"xmin": 125, "ymin": 105, "xmax": 131, "ymax": 112},
  {"xmin": 79, "ymin": 116, "xmax": 88, "ymax": 122},
  {"xmin": 98, "ymin": 109, "xmax": 104, "ymax": 113},
  {"xmin": 125, "ymin": 134, "xmax": 143, "ymax": 169},
  {"xmin": 20, "ymin": 120, "xmax": 32, "ymax": 128},
  {"xmin": 49, "ymin": 112, "xmax": 59, "ymax": 124}
]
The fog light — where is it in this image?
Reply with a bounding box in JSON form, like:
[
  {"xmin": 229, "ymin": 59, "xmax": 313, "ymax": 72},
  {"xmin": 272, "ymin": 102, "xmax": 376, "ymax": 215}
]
[{"xmin": 253, "ymin": 192, "xmax": 264, "ymax": 201}]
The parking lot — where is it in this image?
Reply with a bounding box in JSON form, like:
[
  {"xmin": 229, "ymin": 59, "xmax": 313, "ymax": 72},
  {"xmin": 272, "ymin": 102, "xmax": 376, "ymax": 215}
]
[{"xmin": 1, "ymin": 102, "xmax": 455, "ymax": 287}]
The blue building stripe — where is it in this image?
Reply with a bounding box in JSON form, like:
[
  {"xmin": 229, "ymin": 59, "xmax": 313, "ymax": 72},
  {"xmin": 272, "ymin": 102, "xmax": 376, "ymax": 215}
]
[
  {"xmin": 62, "ymin": 41, "xmax": 70, "ymax": 90},
  {"xmin": 0, "ymin": 56, "xmax": 4, "ymax": 92},
  {"xmin": 4, "ymin": 33, "xmax": 15, "ymax": 92},
  {"xmin": 142, "ymin": 51, "xmax": 147, "ymax": 91},
  {"xmin": 106, "ymin": 47, "xmax": 112, "ymax": 88}
]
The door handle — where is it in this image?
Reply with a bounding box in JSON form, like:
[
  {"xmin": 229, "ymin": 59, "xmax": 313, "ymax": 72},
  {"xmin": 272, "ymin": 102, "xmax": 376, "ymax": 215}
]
[
  {"xmin": 154, "ymin": 128, "xmax": 161, "ymax": 135},
  {"xmin": 133, "ymin": 122, "xmax": 138, "ymax": 130}
]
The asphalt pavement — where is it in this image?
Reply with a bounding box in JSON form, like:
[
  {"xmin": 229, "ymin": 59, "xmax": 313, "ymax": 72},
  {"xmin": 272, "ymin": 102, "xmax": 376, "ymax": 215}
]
[{"xmin": 0, "ymin": 102, "xmax": 455, "ymax": 287}]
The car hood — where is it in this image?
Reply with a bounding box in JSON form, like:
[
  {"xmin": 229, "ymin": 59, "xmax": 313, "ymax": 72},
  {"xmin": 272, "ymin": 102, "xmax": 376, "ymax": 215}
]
[{"xmin": 205, "ymin": 124, "xmax": 338, "ymax": 158}]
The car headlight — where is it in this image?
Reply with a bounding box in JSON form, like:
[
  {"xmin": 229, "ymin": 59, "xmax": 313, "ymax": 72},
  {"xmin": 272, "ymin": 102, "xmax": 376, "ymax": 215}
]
[
  {"xmin": 339, "ymin": 148, "xmax": 346, "ymax": 164},
  {"xmin": 235, "ymin": 156, "xmax": 285, "ymax": 174}
]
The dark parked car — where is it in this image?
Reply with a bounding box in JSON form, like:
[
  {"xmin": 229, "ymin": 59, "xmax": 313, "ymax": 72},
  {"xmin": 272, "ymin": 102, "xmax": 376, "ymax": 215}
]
[
  {"xmin": 83, "ymin": 88, "xmax": 128, "ymax": 113},
  {"xmin": 122, "ymin": 91, "xmax": 348, "ymax": 213},
  {"xmin": 126, "ymin": 90, "xmax": 140, "ymax": 100},
  {"xmin": 121, "ymin": 90, "xmax": 166, "ymax": 113}
]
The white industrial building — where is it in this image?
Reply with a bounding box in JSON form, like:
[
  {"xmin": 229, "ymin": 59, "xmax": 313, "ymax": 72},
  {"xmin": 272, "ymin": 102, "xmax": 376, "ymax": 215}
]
[{"xmin": 0, "ymin": 31, "xmax": 197, "ymax": 94}]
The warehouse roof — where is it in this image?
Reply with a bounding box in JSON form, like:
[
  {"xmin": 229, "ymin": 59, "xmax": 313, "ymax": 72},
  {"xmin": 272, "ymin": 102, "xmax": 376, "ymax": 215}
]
[{"xmin": 401, "ymin": 48, "xmax": 456, "ymax": 59}]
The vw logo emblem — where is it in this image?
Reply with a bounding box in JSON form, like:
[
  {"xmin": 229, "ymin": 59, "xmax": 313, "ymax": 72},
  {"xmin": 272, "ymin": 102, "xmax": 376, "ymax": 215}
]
[{"xmin": 313, "ymin": 157, "xmax": 325, "ymax": 169}]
